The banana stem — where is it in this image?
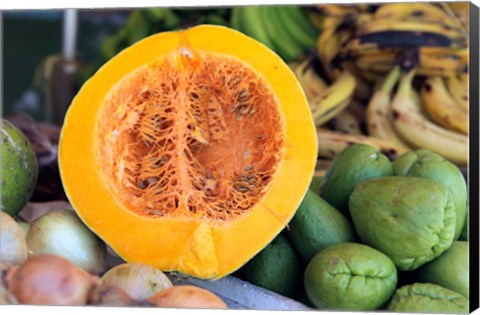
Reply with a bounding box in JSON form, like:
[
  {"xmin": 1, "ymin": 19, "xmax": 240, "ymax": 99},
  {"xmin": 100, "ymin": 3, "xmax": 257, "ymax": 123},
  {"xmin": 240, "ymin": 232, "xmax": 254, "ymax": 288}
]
[
  {"xmin": 397, "ymin": 68, "xmax": 417, "ymax": 96},
  {"xmin": 380, "ymin": 66, "xmax": 401, "ymax": 94}
]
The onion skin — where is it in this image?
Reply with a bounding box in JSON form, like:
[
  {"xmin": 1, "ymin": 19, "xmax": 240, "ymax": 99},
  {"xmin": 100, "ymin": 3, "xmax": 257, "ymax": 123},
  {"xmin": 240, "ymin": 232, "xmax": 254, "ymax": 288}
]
[
  {"xmin": 0, "ymin": 211, "xmax": 28, "ymax": 264},
  {"xmin": 26, "ymin": 209, "xmax": 107, "ymax": 274},
  {"xmin": 148, "ymin": 285, "xmax": 228, "ymax": 309},
  {"xmin": 100, "ymin": 263, "xmax": 172, "ymax": 300},
  {"xmin": 8, "ymin": 254, "xmax": 94, "ymax": 305},
  {"xmin": 88, "ymin": 283, "xmax": 139, "ymax": 306}
]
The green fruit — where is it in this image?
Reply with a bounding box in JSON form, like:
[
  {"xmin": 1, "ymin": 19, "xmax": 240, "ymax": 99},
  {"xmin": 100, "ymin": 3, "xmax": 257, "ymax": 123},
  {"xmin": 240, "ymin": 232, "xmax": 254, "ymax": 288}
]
[
  {"xmin": 415, "ymin": 241, "xmax": 469, "ymax": 298},
  {"xmin": 308, "ymin": 175, "xmax": 323, "ymax": 195},
  {"xmin": 459, "ymin": 217, "xmax": 468, "ymax": 241},
  {"xmin": 387, "ymin": 283, "xmax": 469, "ymax": 313},
  {"xmin": 320, "ymin": 143, "xmax": 393, "ymax": 214},
  {"xmin": 349, "ymin": 176, "xmax": 456, "ymax": 271},
  {"xmin": 239, "ymin": 233, "xmax": 301, "ymax": 298},
  {"xmin": 304, "ymin": 242, "xmax": 397, "ymax": 310},
  {"xmin": 288, "ymin": 189, "xmax": 355, "ymax": 262},
  {"xmin": 393, "ymin": 149, "xmax": 467, "ymax": 240},
  {"xmin": 0, "ymin": 119, "xmax": 38, "ymax": 216}
]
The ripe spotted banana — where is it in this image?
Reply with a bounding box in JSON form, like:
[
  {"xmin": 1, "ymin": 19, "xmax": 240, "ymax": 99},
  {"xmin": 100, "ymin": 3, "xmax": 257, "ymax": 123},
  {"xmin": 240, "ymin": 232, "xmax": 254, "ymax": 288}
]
[
  {"xmin": 374, "ymin": 3, "xmax": 458, "ymax": 25},
  {"xmin": 446, "ymin": 73, "xmax": 469, "ymax": 110},
  {"xmin": 310, "ymin": 70, "xmax": 356, "ymax": 126},
  {"xmin": 420, "ymin": 76, "xmax": 468, "ymax": 134},
  {"xmin": 366, "ymin": 66, "xmax": 412, "ymax": 155},
  {"xmin": 316, "ymin": 128, "xmax": 400, "ymax": 161},
  {"xmin": 391, "ymin": 69, "xmax": 468, "ymax": 165},
  {"xmin": 356, "ymin": 18, "xmax": 465, "ymax": 41},
  {"xmin": 289, "ymin": 58, "xmax": 328, "ymax": 102}
]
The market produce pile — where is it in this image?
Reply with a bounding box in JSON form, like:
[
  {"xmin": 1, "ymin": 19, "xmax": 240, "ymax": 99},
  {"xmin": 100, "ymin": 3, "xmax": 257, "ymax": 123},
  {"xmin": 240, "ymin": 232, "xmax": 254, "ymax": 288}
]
[{"xmin": 1, "ymin": 2, "xmax": 471, "ymax": 312}]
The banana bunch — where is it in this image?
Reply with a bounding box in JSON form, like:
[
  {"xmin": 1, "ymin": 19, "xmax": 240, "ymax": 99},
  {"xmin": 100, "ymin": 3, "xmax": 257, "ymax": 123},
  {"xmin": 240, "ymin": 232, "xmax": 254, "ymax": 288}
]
[
  {"xmin": 338, "ymin": 2, "xmax": 469, "ymax": 80},
  {"xmin": 297, "ymin": 3, "xmax": 470, "ymax": 171},
  {"xmin": 364, "ymin": 65, "xmax": 469, "ymax": 166},
  {"xmin": 289, "ymin": 55, "xmax": 357, "ymax": 127},
  {"xmin": 230, "ymin": 5, "xmax": 319, "ymax": 61},
  {"xmin": 421, "ymin": 75, "xmax": 469, "ymax": 135},
  {"xmin": 390, "ymin": 68, "xmax": 468, "ymax": 165}
]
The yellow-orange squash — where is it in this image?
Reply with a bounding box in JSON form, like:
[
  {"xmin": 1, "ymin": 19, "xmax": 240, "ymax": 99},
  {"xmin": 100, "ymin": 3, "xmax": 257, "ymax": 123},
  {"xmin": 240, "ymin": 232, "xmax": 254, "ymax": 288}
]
[{"xmin": 59, "ymin": 25, "xmax": 317, "ymax": 279}]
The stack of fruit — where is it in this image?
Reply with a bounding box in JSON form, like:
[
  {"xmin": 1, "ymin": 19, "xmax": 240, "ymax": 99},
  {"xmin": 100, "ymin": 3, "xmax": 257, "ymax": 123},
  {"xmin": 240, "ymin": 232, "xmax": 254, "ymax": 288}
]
[
  {"xmin": 5, "ymin": 4, "xmax": 470, "ymax": 312},
  {"xmin": 283, "ymin": 2, "xmax": 470, "ymax": 174},
  {"xmin": 237, "ymin": 144, "xmax": 469, "ymax": 313}
]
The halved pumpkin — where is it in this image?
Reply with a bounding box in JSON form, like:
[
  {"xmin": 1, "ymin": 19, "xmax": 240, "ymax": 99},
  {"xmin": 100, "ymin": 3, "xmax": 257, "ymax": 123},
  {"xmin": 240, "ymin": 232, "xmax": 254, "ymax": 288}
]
[{"xmin": 59, "ymin": 25, "xmax": 317, "ymax": 279}]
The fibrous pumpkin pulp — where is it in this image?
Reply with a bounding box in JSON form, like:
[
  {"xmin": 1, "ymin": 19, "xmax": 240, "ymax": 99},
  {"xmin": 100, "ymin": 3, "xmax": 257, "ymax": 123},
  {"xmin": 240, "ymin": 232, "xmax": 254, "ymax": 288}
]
[{"xmin": 59, "ymin": 25, "xmax": 317, "ymax": 279}]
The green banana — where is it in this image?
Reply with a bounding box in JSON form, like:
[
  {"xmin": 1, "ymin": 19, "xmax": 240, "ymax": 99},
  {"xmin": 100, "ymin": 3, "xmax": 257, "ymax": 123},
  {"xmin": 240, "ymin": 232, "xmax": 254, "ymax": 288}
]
[
  {"xmin": 274, "ymin": 6, "xmax": 317, "ymax": 50},
  {"xmin": 239, "ymin": 6, "xmax": 276, "ymax": 50},
  {"xmin": 260, "ymin": 6, "xmax": 303, "ymax": 61},
  {"xmin": 230, "ymin": 7, "xmax": 243, "ymax": 32},
  {"xmin": 281, "ymin": 5, "xmax": 319, "ymax": 38}
]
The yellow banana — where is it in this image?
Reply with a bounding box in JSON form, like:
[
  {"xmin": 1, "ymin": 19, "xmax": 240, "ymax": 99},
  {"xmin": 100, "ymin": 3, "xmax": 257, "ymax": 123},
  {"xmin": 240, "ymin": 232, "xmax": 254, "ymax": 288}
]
[
  {"xmin": 444, "ymin": 2, "xmax": 469, "ymax": 32},
  {"xmin": 317, "ymin": 20, "xmax": 354, "ymax": 80},
  {"xmin": 317, "ymin": 128, "xmax": 401, "ymax": 160},
  {"xmin": 355, "ymin": 60, "xmax": 392, "ymax": 73},
  {"xmin": 302, "ymin": 62, "xmax": 329, "ymax": 100},
  {"xmin": 315, "ymin": 98, "xmax": 351, "ymax": 127},
  {"xmin": 310, "ymin": 70, "xmax": 357, "ymax": 126},
  {"xmin": 316, "ymin": 27, "xmax": 342, "ymax": 79},
  {"xmin": 354, "ymin": 49, "xmax": 465, "ymax": 77},
  {"xmin": 374, "ymin": 3, "xmax": 458, "ymax": 25},
  {"xmin": 391, "ymin": 69, "xmax": 468, "ymax": 165},
  {"xmin": 366, "ymin": 66, "xmax": 413, "ymax": 155},
  {"xmin": 357, "ymin": 18, "xmax": 464, "ymax": 41},
  {"xmin": 290, "ymin": 58, "xmax": 328, "ymax": 102},
  {"xmin": 420, "ymin": 76, "xmax": 468, "ymax": 134},
  {"xmin": 418, "ymin": 51, "xmax": 466, "ymax": 76},
  {"xmin": 446, "ymin": 73, "xmax": 469, "ymax": 110}
]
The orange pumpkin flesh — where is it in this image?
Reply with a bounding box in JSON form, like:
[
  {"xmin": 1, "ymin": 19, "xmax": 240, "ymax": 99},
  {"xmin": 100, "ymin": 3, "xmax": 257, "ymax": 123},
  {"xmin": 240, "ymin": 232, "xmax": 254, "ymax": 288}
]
[{"xmin": 59, "ymin": 25, "xmax": 317, "ymax": 279}]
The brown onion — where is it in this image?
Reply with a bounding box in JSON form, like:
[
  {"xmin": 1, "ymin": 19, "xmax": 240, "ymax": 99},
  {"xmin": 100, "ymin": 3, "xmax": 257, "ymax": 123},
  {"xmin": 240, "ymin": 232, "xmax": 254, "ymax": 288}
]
[
  {"xmin": 0, "ymin": 211, "xmax": 27, "ymax": 264},
  {"xmin": 0, "ymin": 264, "xmax": 18, "ymax": 305},
  {"xmin": 100, "ymin": 263, "xmax": 172, "ymax": 300},
  {"xmin": 26, "ymin": 209, "xmax": 107, "ymax": 274},
  {"xmin": 88, "ymin": 283, "xmax": 139, "ymax": 306},
  {"xmin": 0, "ymin": 281, "xmax": 17, "ymax": 305},
  {"xmin": 148, "ymin": 285, "xmax": 227, "ymax": 309},
  {"xmin": 8, "ymin": 254, "xmax": 95, "ymax": 305}
]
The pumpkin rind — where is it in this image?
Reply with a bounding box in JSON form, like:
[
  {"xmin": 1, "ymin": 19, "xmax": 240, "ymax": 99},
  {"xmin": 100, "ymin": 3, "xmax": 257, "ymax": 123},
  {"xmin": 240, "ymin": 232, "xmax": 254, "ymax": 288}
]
[{"xmin": 59, "ymin": 25, "xmax": 317, "ymax": 279}]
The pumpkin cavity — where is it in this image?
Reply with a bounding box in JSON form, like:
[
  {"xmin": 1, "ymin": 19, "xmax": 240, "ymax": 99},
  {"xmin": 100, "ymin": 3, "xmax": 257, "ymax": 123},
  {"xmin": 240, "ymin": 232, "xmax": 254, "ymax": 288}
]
[{"xmin": 96, "ymin": 51, "xmax": 285, "ymax": 221}]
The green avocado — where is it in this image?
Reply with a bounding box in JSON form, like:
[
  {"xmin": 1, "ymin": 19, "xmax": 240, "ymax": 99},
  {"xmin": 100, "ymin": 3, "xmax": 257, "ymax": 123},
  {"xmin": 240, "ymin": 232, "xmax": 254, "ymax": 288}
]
[
  {"xmin": 320, "ymin": 143, "xmax": 393, "ymax": 215},
  {"xmin": 415, "ymin": 241, "xmax": 469, "ymax": 298},
  {"xmin": 288, "ymin": 189, "xmax": 355, "ymax": 262},
  {"xmin": 238, "ymin": 233, "xmax": 301, "ymax": 298},
  {"xmin": 304, "ymin": 242, "xmax": 398, "ymax": 310},
  {"xmin": 387, "ymin": 283, "xmax": 469, "ymax": 313},
  {"xmin": 349, "ymin": 176, "xmax": 456, "ymax": 271},
  {"xmin": 0, "ymin": 119, "xmax": 38, "ymax": 216},
  {"xmin": 393, "ymin": 150, "xmax": 467, "ymax": 240}
]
